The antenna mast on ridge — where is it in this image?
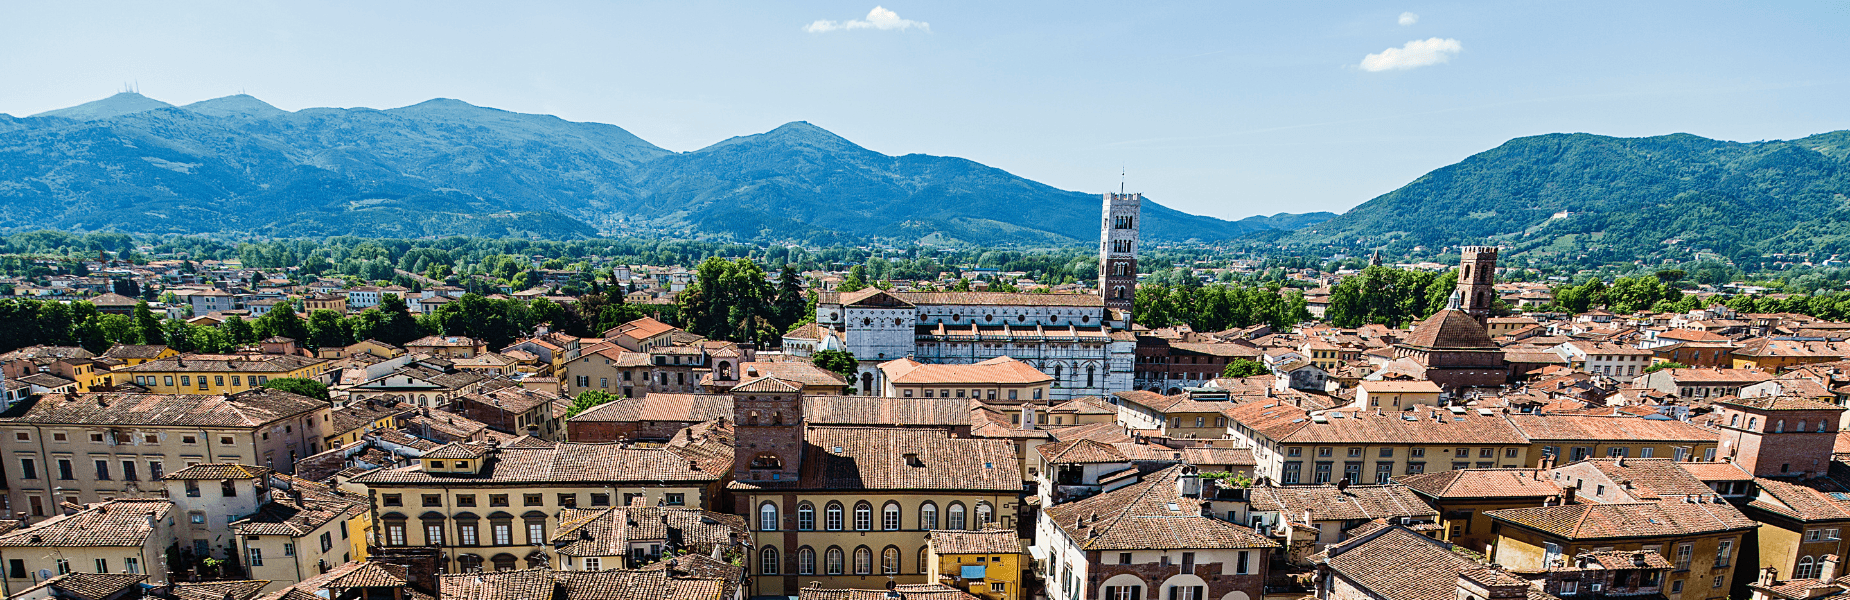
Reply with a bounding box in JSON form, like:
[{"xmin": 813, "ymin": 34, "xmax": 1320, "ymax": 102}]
[{"xmin": 1120, "ymin": 166, "xmax": 1125, "ymax": 195}]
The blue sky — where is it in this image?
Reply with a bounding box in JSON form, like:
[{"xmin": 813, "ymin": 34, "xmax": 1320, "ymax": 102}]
[{"xmin": 4, "ymin": 1, "xmax": 1847, "ymax": 220}]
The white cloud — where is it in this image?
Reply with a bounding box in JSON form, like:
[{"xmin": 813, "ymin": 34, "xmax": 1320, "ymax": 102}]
[
  {"xmin": 1358, "ymin": 37, "xmax": 1461, "ymax": 71},
  {"xmin": 1398, "ymin": 12, "xmax": 1418, "ymax": 26},
  {"xmin": 805, "ymin": 6, "xmax": 930, "ymax": 33}
]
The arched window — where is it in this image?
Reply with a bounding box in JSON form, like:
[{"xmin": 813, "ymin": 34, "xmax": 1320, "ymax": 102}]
[
  {"xmin": 825, "ymin": 547, "xmax": 845, "ymax": 575},
  {"xmin": 457, "ymin": 554, "xmax": 483, "ymax": 573},
  {"xmin": 918, "ymin": 546, "xmax": 930, "ymax": 574},
  {"xmin": 1054, "ymin": 365, "xmax": 1063, "ymax": 380},
  {"xmin": 797, "ymin": 502, "xmax": 815, "ymax": 531},
  {"xmin": 975, "ymin": 502, "xmax": 994, "ymax": 527},
  {"xmin": 947, "ymin": 502, "xmax": 967, "ymax": 530},
  {"xmin": 883, "ymin": 501, "xmax": 902, "ymax": 530},
  {"xmin": 1800, "ymin": 420, "xmax": 1808, "ymax": 432},
  {"xmin": 882, "ymin": 546, "xmax": 901, "ymax": 574},
  {"xmin": 825, "ymin": 502, "xmax": 844, "ymax": 531},
  {"xmin": 854, "ymin": 501, "xmax": 873, "ymax": 531},
  {"xmin": 853, "ymin": 546, "xmax": 873, "ymax": 574},
  {"xmin": 1749, "ymin": 417, "xmax": 1758, "ymax": 429},
  {"xmin": 491, "ymin": 554, "xmax": 516, "ymax": 571},
  {"xmin": 759, "ymin": 502, "xmax": 779, "ymax": 531},
  {"xmin": 1086, "ymin": 365, "xmax": 1095, "ymax": 388},
  {"xmin": 798, "ymin": 547, "xmax": 816, "ymax": 574},
  {"xmin": 1777, "ymin": 420, "xmax": 1786, "ymax": 433},
  {"xmin": 919, "ymin": 502, "xmax": 939, "ymax": 530},
  {"xmin": 1799, "ymin": 556, "xmax": 1817, "ymax": 579},
  {"xmin": 1821, "ymin": 421, "xmax": 1830, "ymax": 433},
  {"xmin": 1730, "ymin": 414, "xmax": 1739, "ymax": 427},
  {"xmin": 760, "ymin": 546, "xmax": 780, "ymax": 575},
  {"xmin": 862, "ymin": 372, "xmax": 874, "ymax": 393}
]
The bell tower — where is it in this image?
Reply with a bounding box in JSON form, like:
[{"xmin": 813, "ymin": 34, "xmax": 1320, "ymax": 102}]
[
  {"xmin": 1100, "ymin": 192, "xmax": 1141, "ymax": 321},
  {"xmin": 1457, "ymin": 246, "xmax": 1498, "ymax": 325}
]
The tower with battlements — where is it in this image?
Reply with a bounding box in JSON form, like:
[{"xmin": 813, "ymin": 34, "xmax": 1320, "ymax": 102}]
[
  {"xmin": 1099, "ymin": 192, "xmax": 1141, "ymax": 322},
  {"xmin": 1458, "ymin": 246, "xmax": 1498, "ymax": 325}
]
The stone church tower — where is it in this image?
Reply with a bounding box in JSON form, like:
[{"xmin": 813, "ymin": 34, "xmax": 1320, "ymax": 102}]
[
  {"xmin": 1457, "ymin": 246, "xmax": 1498, "ymax": 325},
  {"xmin": 1099, "ymin": 192, "xmax": 1141, "ymax": 321}
]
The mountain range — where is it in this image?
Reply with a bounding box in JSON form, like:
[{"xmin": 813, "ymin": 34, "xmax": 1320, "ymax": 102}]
[
  {"xmin": 1281, "ymin": 130, "xmax": 1850, "ymax": 266},
  {"xmin": 0, "ymin": 93, "xmax": 1332, "ymax": 245}
]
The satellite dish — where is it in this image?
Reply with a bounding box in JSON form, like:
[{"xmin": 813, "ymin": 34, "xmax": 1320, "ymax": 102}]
[{"xmin": 37, "ymin": 569, "xmax": 51, "ymax": 579}]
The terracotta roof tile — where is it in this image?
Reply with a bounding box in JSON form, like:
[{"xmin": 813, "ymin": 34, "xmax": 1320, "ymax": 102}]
[
  {"xmin": 928, "ymin": 528, "xmax": 1022, "ymax": 555},
  {"xmin": 1398, "ymin": 469, "xmax": 1561, "ymax": 499},
  {"xmin": 1249, "ymin": 484, "xmax": 1439, "ymax": 522},
  {"xmin": 0, "ymin": 499, "xmax": 171, "ymax": 547},
  {"xmin": 1317, "ymin": 525, "xmax": 1550, "ymax": 600},
  {"xmin": 1486, "ymin": 500, "xmax": 1756, "ymax": 540},
  {"xmin": 1044, "ymin": 465, "xmax": 1277, "ymax": 551}
]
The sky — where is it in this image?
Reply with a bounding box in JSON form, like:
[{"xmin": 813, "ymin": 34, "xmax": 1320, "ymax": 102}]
[{"xmin": 3, "ymin": 1, "xmax": 1848, "ymax": 221}]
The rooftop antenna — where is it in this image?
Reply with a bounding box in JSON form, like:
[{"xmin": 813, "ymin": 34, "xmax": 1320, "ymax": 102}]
[{"xmin": 1120, "ymin": 165, "xmax": 1126, "ymax": 195}]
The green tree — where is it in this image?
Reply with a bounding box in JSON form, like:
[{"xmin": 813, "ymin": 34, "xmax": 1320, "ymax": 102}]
[
  {"xmin": 254, "ymin": 299, "xmax": 310, "ymax": 342},
  {"xmin": 773, "ymin": 264, "xmax": 806, "ymax": 332},
  {"xmin": 838, "ymin": 265, "xmax": 869, "ymax": 293},
  {"xmin": 261, "ymin": 377, "xmax": 330, "ymax": 401},
  {"xmin": 568, "ymin": 390, "xmax": 621, "ymax": 417},
  {"xmin": 812, "ymin": 349, "xmax": 859, "ymax": 390},
  {"xmin": 306, "ymin": 309, "xmax": 352, "ymax": 350},
  {"xmin": 1221, "ymin": 358, "xmax": 1270, "ymax": 378},
  {"xmin": 133, "ymin": 301, "xmax": 165, "ymax": 345},
  {"xmin": 369, "ymin": 294, "xmax": 427, "ymax": 346},
  {"xmin": 222, "ymin": 316, "xmax": 258, "ymax": 346}
]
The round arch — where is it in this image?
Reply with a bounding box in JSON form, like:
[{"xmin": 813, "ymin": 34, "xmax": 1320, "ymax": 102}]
[
  {"xmin": 1221, "ymin": 592, "xmax": 1251, "ymax": 600},
  {"xmin": 1101, "ymin": 574, "xmax": 1148, "ymax": 597},
  {"xmin": 1160, "ymin": 574, "xmax": 1210, "ymax": 591}
]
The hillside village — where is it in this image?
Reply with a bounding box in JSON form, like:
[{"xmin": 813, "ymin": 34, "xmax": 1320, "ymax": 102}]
[{"xmin": 6, "ymin": 197, "xmax": 1850, "ymax": 600}]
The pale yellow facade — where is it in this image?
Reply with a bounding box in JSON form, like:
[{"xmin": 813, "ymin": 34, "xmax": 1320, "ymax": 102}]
[{"xmin": 740, "ymin": 490, "xmax": 1022, "ymax": 597}]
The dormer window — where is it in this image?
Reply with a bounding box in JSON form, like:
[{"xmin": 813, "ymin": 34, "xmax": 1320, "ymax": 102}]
[{"xmin": 429, "ymin": 461, "xmax": 445, "ymax": 469}]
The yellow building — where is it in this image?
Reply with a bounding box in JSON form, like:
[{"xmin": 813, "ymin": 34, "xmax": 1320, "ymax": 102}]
[
  {"xmin": 1224, "ymin": 403, "xmax": 1533, "ymax": 486},
  {"xmin": 732, "ymin": 425, "xmax": 1024, "ymax": 597},
  {"xmin": 1398, "ymin": 468, "xmax": 1562, "ymax": 554},
  {"xmin": 1731, "ymin": 340, "xmax": 1850, "ymax": 372},
  {"xmin": 99, "ymin": 345, "xmax": 178, "ymax": 367},
  {"xmin": 1487, "ymin": 501, "xmax": 1756, "ymax": 599},
  {"xmin": 928, "ymin": 528, "xmax": 1025, "ymax": 600},
  {"xmin": 2, "ymin": 390, "xmax": 331, "ymax": 515},
  {"xmin": 349, "ymin": 439, "xmax": 729, "ymax": 573},
  {"xmin": 118, "ymin": 353, "xmax": 331, "ymax": 394},
  {"xmin": 879, "ymin": 356, "xmax": 1054, "ymax": 404},
  {"xmin": 1504, "ymin": 414, "xmax": 1722, "ymax": 464}
]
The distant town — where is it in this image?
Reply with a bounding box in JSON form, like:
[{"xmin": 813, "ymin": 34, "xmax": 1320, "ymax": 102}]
[{"xmin": 1, "ymin": 193, "xmax": 1849, "ymax": 600}]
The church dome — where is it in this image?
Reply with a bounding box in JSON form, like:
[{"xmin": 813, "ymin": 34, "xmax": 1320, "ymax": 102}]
[{"xmin": 1401, "ymin": 309, "xmax": 1497, "ymax": 350}]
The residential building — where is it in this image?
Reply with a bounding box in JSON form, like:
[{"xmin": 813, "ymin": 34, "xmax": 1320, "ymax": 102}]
[
  {"xmin": 1240, "ymin": 483, "xmax": 1439, "ymax": 562},
  {"xmin": 1710, "ymin": 395, "xmax": 1844, "ymax": 478},
  {"xmin": 880, "ymin": 357, "xmax": 1054, "ymax": 403},
  {"xmin": 1398, "ymin": 468, "xmax": 1562, "ymax": 554},
  {"xmin": 118, "ymin": 354, "xmax": 330, "ymax": 394},
  {"xmin": 97, "ymin": 345, "xmax": 176, "ymax": 368},
  {"xmin": 1504, "ymin": 414, "xmax": 1721, "ymax": 465},
  {"xmin": 349, "ymin": 439, "xmax": 728, "ymax": 574},
  {"xmin": 549, "ymin": 504, "xmax": 747, "ymax": 572},
  {"xmin": 402, "ymin": 336, "xmax": 487, "ymax": 359},
  {"xmin": 1552, "ymin": 341, "xmax": 1656, "ymax": 382},
  {"xmin": 1223, "ymin": 403, "xmax": 1531, "ymax": 486},
  {"xmin": 728, "ymin": 383, "xmax": 1022, "ymax": 598},
  {"xmin": 450, "ymin": 386, "xmax": 568, "ymax": 440},
  {"xmin": 1487, "ymin": 500, "xmax": 1755, "ymax": 599},
  {"xmin": 1640, "ymin": 368, "xmax": 1775, "ymax": 400},
  {"xmin": 0, "ymin": 390, "xmax": 331, "ymax": 514},
  {"xmin": 161, "ymin": 465, "xmax": 367, "ymax": 593},
  {"xmin": 0, "ymin": 498, "xmax": 177, "ymax": 592},
  {"xmin": 926, "ymin": 528, "xmax": 1025, "ymax": 600},
  {"xmin": 1313, "ymin": 523, "xmax": 1556, "ymax": 600},
  {"xmin": 1035, "ymin": 465, "xmax": 1276, "ymax": 600}
]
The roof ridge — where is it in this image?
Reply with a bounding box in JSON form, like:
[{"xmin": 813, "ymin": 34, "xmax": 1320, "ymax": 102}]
[{"xmin": 1086, "ymin": 465, "xmax": 1181, "ymax": 549}]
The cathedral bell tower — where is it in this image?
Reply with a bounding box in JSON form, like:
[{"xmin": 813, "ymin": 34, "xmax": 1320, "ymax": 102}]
[
  {"xmin": 1100, "ymin": 192, "xmax": 1141, "ymax": 322},
  {"xmin": 1457, "ymin": 246, "xmax": 1498, "ymax": 326}
]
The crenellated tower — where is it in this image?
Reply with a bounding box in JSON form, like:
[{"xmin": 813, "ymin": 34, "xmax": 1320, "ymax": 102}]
[
  {"xmin": 1458, "ymin": 246, "xmax": 1499, "ymax": 325},
  {"xmin": 1100, "ymin": 192, "xmax": 1141, "ymax": 322}
]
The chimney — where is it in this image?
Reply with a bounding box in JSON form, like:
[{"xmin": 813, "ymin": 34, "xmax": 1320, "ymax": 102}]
[
  {"xmin": 1759, "ymin": 566, "xmax": 1780, "ymax": 587},
  {"xmin": 1823, "ymin": 555, "xmax": 1841, "ymax": 582},
  {"xmin": 1564, "ymin": 487, "xmax": 1577, "ymax": 505},
  {"xmin": 1022, "ymin": 404, "xmax": 1036, "ymax": 431}
]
